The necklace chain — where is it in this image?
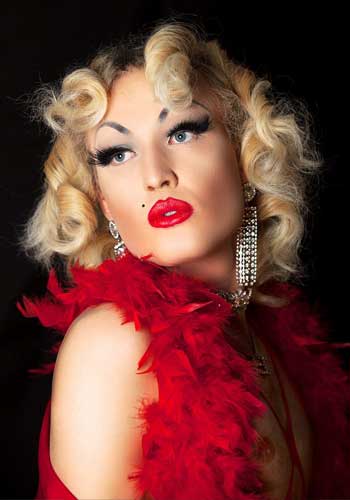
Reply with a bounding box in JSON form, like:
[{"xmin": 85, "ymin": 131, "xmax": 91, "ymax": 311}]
[
  {"xmin": 245, "ymin": 320, "xmax": 272, "ymax": 377},
  {"xmin": 214, "ymin": 288, "xmax": 272, "ymax": 377}
]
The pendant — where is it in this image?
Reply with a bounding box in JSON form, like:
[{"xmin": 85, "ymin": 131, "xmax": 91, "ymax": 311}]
[{"xmin": 251, "ymin": 353, "xmax": 273, "ymax": 376}]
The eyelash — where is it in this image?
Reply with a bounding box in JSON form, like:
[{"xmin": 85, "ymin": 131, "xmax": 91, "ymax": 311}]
[{"xmin": 87, "ymin": 116, "xmax": 213, "ymax": 167}]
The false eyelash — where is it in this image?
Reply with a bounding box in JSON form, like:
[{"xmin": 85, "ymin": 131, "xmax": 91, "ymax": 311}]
[
  {"xmin": 87, "ymin": 115, "xmax": 213, "ymax": 168},
  {"xmin": 166, "ymin": 115, "xmax": 213, "ymax": 139},
  {"xmin": 87, "ymin": 146, "xmax": 127, "ymax": 168}
]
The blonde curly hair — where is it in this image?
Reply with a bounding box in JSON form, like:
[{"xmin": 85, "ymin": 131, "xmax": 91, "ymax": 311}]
[{"xmin": 17, "ymin": 17, "xmax": 324, "ymax": 307}]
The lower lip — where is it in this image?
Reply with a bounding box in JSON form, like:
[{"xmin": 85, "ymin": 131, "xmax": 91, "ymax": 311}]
[{"xmin": 148, "ymin": 208, "xmax": 193, "ymax": 228}]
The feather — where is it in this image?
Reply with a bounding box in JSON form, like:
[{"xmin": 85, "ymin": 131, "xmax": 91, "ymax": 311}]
[{"xmin": 17, "ymin": 250, "xmax": 350, "ymax": 499}]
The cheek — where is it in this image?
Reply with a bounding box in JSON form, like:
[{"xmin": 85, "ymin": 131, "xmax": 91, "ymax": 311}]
[
  {"xmin": 96, "ymin": 171, "xmax": 123, "ymax": 216},
  {"xmin": 198, "ymin": 149, "xmax": 242, "ymax": 210},
  {"xmin": 96, "ymin": 169, "xmax": 111, "ymax": 194}
]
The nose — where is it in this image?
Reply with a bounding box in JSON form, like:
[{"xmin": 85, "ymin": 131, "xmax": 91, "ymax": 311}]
[{"xmin": 141, "ymin": 146, "xmax": 178, "ymax": 191}]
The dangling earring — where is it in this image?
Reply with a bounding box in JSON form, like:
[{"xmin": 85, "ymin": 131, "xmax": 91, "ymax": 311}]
[
  {"xmin": 215, "ymin": 181, "xmax": 257, "ymax": 312},
  {"xmin": 108, "ymin": 220, "xmax": 127, "ymax": 259},
  {"xmin": 213, "ymin": 182, "xmax": 272, "ymax": 376},
  {"xmin": 237, "ymin": 181, "xmax": 257, "ymax": 296}
]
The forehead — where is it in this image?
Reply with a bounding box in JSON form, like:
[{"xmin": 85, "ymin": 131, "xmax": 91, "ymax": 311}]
[
  {"xmin": 107, "ymin": 67, "xmax": 220, "ymax": 118},
  {"xmin": 85, "ymin": 67, "xmax": 222, "ymax": 149}
]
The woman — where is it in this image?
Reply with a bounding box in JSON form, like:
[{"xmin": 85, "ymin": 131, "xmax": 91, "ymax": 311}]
[{"xmin": 17, "ymin": 18, "xmax": 350, "ymax": 500}]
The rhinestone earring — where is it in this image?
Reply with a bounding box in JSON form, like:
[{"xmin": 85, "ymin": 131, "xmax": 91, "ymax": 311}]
[
  {"xmin": 215, "ymin": 182, "xmax": 257, "ymax": 311},
  {"xmin": 108, "ymin": 220, "xmax": 127, "ymax": 259},
  {"xmin": 213, "ymin": 183, "xmax": 271, "ymax": 376}
]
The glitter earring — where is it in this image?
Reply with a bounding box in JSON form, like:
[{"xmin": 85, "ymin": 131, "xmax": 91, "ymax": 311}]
[
  {"xmin": 213, "ymin": 183, "xmax": 271, "ymax": 376},
  {"xmin": 214, "ymin": 181, "xmax": 258, "ymax": 312},
  {"xmin": 108, "ymin": 220, "xmax": 127, "ymax": 259}
]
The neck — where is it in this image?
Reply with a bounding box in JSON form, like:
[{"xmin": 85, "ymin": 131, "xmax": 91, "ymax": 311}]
[{"xmin": 165, "ymin": 236, "xmax": 238, "ymax": 294}]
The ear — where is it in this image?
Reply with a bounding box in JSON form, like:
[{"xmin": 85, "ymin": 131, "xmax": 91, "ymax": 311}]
[
  {"xmin": 232, "ymin": 143, "xmax": 248, "ymax": 184},
  {"xmin": 97, "ymin": 192, "xmax": 113, "ymax": 221},
  {"xmin": 237, "ymin": 163, "xmax": 248, "ymax": 185},
  {"xmin": 240, "ymin": 169, "xmax": 248, "ymax": 184}
]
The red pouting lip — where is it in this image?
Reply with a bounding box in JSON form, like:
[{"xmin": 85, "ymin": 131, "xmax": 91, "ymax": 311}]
[{"xmin": 148, "ymin": 197, "xmax": 194, "ymax": 220}]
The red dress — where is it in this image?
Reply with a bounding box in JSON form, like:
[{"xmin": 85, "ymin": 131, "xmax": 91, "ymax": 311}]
[
  {"xmin": 34, "ymin": 357, "xmax": 307, "ymax": 500},
  {"xmin": 35, "ymin": 398, "xmax": 76, "ymax": 499},
  {"xmin": 17, "ymin": 250, "xmax": 350, "ymax": 500}
]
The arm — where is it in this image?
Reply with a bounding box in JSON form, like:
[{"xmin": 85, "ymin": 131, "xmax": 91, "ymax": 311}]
[{"xmin": 49, "ymin": 302, "xmax": 158, "ymax": 500}]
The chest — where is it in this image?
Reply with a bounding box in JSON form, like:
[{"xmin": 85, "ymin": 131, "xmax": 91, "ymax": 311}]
[
  {"xmin": 143, "ymin": 324, "xmax": 315, "ymax": 499},
  {"xmin": 250, "ymin": 334, "xmax": 315, "ymax": 499}
]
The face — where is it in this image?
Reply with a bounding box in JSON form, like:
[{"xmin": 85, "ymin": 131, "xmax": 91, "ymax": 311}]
[{"xmin": 86, "ymin": 67, "xmax": 247, "ymax": 290}]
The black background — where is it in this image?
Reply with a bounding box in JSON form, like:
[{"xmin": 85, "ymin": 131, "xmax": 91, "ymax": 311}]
[{"xmin": 1, "ymin": 3, "xmax": 347, "ymax": 498}]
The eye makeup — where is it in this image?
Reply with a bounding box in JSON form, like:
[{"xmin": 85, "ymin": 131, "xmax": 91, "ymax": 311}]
[
  {"xmin": 166, "ymin": 115, "xmax": 212, "ymax": 140},
  {"xmin": 87, "ymin": 114, "xmax": 213, "ymax": 168}
]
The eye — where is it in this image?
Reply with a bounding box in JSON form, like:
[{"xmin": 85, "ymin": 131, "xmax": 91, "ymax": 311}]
[
  {"xmin": 167, "ymin": 116, "xmax": 212, "ymax": 146},
  {"xmin": 110, "ymin": 149, "xmax": 133, "ymax": 164},
  {"xmin": 87, "ymin": 146, "xmax": 134, "ymax": 167},
  {"xmin": 168, "ymin": 130, "xmax": 195, "ymax": 145}
]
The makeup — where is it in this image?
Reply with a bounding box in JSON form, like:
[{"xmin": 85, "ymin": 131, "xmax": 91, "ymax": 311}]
[
  {"xmin": 148, "ymin": 197, "xmax": 194, "ymax": 228},
  {"xmin": 87, "ymin": 115, "xmax": 213, "ymax": 168}
]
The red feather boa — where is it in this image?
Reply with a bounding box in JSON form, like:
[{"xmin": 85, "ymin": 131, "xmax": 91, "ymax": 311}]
[{"xmin": 17, "ymin": 251, "xmax": 350, "ymax": 499}]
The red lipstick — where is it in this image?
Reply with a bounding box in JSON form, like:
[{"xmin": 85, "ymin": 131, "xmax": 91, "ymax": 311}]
[{"xmin": 148, "ymin": 197, "xmax": 194, "ymax": 228}]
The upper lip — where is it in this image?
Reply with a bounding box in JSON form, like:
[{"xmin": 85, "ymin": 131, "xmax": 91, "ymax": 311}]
[{"xmin": 148, "ymin": 197, "xmax": 193, "ymax": 218}]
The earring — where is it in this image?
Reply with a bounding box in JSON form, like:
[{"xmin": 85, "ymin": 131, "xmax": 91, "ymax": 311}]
[
  {"xmin": 236, "ymin": 184, "xmax": 257, "ymax": 294},
  {"xmin": 108, "ymin": 220, "xmax": 127, "ymax": 259},
  {"xmin": 214, "ymin": 183, "xmax": 272, "ymax": 376},
  {"xmin": 215, "ymin": 182, "xmax": 257, "ymax": 311}
]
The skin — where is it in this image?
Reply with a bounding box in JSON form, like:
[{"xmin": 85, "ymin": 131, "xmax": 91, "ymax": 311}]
[
  {"xmin": 84, "ymin": 67, "xmax": 314, "ymax": 498},
  {"xmin": 86, "ymin": 66, "xmax": 248, "ymax": 294}
]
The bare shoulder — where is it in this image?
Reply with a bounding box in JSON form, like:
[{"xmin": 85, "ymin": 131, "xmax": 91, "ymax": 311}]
[
  {"xmin": 50, "ymin": 302, "xmax": 158, "ymax": 500},
  {"xmin": 55, "ymin": 301, "xmax": 154, "ymax": 368}
]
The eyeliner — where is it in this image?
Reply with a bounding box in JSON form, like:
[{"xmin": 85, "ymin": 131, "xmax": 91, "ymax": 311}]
[{"xmin": 88, "ymin": 115, "xmax": 213, "ymax": 168}]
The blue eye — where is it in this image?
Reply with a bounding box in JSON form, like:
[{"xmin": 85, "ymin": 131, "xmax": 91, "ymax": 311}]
[
  {"xmin": 167, "ymin": 116, "xmax": 212, "ymax": 143},
  {"xmin": 87, "ymin": 146, "xmax": 132, "ymax": 167},
  {"xmin": 170, "ymin": 130, "xmax": 193, "ymax": 144},
  {"xmin": 110, "ymin": 149, "xmax": 133, "ymax": 164},
  {"xmin": 88, "ymin": 115, "xmax": 213, "ymax": 167}
]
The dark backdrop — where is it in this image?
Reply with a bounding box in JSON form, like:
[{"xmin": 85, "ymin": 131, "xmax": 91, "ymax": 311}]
[{"xmin": 1, "ymin": 3, "xmax": 347, "ymax": 498}]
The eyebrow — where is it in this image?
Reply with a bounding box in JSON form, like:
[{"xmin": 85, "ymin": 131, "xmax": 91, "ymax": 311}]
[{"xmin": 96, "ymin": 99, "xmax": 210, "ymax": 136}]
